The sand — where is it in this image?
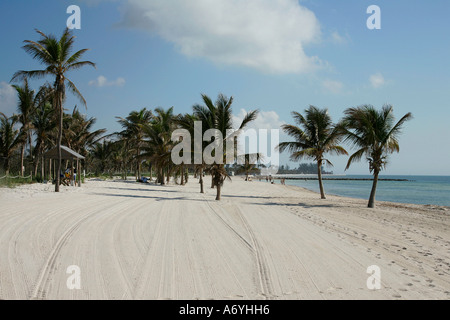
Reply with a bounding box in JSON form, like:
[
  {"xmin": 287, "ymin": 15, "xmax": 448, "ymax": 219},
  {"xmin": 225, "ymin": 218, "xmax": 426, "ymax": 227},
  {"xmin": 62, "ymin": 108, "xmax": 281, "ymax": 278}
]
[{"xmin": 0, "ymin": 177, "xmax": 449, "ymax": 300}]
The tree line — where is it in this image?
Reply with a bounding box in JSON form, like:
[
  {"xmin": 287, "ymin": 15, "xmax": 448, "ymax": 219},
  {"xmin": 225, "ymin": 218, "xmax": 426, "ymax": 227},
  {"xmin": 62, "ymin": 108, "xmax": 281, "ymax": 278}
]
[{"xmin": 1, "ymin": 28, "xmax": 413, "ymax": 208}]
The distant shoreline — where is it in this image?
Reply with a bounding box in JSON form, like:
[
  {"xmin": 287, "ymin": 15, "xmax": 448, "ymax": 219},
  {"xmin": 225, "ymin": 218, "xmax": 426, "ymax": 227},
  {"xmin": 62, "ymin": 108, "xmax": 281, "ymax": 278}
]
[
  {"xmin": 265, "ymin": 176, "xmax": 410, "ymax": 182},
  {"xmin": 255, "ymin": 175, "xmax": 411, "ymax": 182}
]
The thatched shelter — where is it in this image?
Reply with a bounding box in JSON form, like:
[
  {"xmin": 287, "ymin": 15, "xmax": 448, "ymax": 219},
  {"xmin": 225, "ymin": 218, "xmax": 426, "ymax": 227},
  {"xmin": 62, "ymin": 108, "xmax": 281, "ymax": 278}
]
[{"xmin": 44, "ymin": 146, "xmax": 85, "ymax": 187}]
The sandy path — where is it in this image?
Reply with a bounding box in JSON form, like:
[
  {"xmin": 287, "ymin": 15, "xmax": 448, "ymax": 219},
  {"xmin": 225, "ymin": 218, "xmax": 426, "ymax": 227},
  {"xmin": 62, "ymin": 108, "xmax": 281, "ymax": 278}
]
[{"xmin": 0, "ymin": 178, "xmax": 449, "ymax": 300}]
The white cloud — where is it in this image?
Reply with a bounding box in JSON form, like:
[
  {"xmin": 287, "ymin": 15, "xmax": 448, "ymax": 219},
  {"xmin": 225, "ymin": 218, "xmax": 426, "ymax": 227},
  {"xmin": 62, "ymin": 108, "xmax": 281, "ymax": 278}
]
[
  {"xmin": 330, "ymin": 31, "xmax": 348, "ymax": 45},
  {"xmin": 89, "ymin": 76, "xmax": 125, "ymax": 87},
  {"xmin": 322, "ymin": 79, "xmax": 344, "ymax": 94},
  {"xmin": 369, "ymin": 73, "xmax": 385, "ymax": 88},
  {"xmin": 232, "ymin": 109, "xmax": 285, "ymax": 167},
  {"xmin": 233, "ymin": 109, "xmax": 285, "ymax": 131},
  {"xmin": 0, "ymin": 82, "xmax": 16, "ymax": 116},
  {"xmin": 119, "ymin": 0, "xmax": 323, "ymax": 74}
]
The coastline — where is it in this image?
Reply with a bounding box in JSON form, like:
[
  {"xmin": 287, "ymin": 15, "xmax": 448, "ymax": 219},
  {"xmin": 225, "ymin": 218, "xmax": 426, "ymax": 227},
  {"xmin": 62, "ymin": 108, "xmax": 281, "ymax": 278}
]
[
  {"xmin": 280, "ymin": 181, "xmax": 450, "ymax": 212},
  {"xmin": 0, "ymin": 177, "xmax": 449, "ymax": 299}
]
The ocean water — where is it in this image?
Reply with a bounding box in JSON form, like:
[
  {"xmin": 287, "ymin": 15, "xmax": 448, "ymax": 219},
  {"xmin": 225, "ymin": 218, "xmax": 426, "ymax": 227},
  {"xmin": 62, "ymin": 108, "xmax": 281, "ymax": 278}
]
[{"xmin": 282, "ymin": 175, "xmax": 450, "ymax": 207}]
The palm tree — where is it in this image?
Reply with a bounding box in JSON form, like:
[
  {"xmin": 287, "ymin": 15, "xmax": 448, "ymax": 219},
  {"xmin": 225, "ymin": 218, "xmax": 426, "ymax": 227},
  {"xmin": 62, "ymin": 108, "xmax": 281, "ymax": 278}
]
[
  {"xmin": 12, "ymin": 78, "xmax": 37, "ymax": 177},
  {"xmin": 12, "ymin": 28, "xmax": 96, "ymax": 192},
  {"xmin": 89, "ymin": 140, "xmax": 114, "ymax": 175},
  {"xmin": 193, "ymin": 94, "xmax": 258, "ymax": 200},
  {"xmin": 142, "ymin": 107, "xmax": 176, "ymax": 185},
  {"xmin": 175, "ymin": 113, "xmax": 201, "ymax": 189},
  {"xmin": 278, "ymin": 106, "xmax": 348, "ymax": 199},
  {"xmin": 0, "ymin": 113, "xmax": 26, "ymax": 176},
  {"xmin": 235, "ymin": 153, "xmax": 263, "ymax": 181},
  {"xmin": 32, "ymin": 88, "xmax": 55, "ymax": 177},
  {"xmin": 339, "ymin": 105, "xmax": 413, "ymax": 208},
  {"xmin": 117, "ymin": 108, "xmax": 153, "ymax": 179},
  {"xmin": 62, "ymin": 107, "xmax": 106, "ymax": 157}
]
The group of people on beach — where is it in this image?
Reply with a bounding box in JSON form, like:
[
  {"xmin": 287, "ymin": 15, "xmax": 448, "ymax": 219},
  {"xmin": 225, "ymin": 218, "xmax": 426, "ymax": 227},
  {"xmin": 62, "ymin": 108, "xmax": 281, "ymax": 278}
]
[{"xmin": 259, "ymin": 175, "xmax": 286, "ymax": 185}]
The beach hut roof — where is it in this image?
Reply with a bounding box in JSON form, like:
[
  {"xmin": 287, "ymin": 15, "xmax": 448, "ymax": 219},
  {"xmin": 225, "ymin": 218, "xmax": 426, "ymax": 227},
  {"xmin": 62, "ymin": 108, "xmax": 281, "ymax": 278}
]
[{"xmin": 43, "ymin": 146, "xmax": 85, "ymax": 160}]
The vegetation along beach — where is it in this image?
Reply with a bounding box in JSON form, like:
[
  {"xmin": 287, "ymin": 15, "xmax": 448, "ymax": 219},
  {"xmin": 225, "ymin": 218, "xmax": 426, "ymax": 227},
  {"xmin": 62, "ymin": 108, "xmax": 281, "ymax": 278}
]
[{"xmin": 0, "ymin": 1, "xmax": 449, "ymax": 302}]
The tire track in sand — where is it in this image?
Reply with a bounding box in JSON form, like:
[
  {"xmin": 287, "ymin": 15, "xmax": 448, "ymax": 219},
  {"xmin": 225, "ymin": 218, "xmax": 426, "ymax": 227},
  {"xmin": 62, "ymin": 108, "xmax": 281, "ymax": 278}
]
[
  {"xmin": 206, "ymin": 198, "xmax": 275, "ymax": 299},
  {"xmin": 30, "ymin": 198, "xmax": 130, "ymax": 300}
]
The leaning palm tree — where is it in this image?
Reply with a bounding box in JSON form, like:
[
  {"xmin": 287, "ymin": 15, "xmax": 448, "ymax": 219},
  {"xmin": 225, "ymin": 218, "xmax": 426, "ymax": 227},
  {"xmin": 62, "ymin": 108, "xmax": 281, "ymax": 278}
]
[
  {"xmin": 278, "ymin": 106, "xmax": 348, "ymax": 199},
  {"xmin": 12, "ymin": 28, "xmax": 96, "ymax": 192},
  {"xmin": 12, "ymin": 78, "xmax": 37, "ymax": 177},
  {"xmin": 339, "ymin": 105, "xmax": 413, "ymax": 208},
  {"xmin": 0, "ymin": 113, "xmax": 26, "ymax": 176},
  {"xmin": 194, "ymin": 94, "xmax": 258, "ymax": 200}
]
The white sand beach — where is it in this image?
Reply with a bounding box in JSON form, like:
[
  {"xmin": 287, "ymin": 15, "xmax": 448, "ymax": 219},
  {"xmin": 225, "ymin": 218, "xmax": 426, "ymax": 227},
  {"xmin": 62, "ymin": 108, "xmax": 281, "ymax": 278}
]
[{"xmin": 0, "ymin": 178, "xmax": 449, "ymax": 300}]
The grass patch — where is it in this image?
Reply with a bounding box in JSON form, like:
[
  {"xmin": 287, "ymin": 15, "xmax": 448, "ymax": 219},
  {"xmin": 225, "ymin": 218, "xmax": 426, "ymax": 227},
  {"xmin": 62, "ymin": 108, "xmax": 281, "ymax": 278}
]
[{"xmin": 0, "ymin": 177, "xmax": 34, "ymax": 188}]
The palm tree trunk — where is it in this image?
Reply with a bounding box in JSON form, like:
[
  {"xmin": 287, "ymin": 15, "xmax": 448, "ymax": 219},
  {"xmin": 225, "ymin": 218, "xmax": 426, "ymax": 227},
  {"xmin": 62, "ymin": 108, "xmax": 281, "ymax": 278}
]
[
  {"xmin": 5, "ymin": 158, "xmax": 10, "ymax": 176},
  {"xmin": 368, "ymin": 169, "xmax": 380, "ymax": 208},
  {"xmin": 28, "ymin": 131, "xmax": 32, "ymax": 172},
  {"xmin": 20, "ymin": 144, "xmax": 25, "ymax": 177},
  {"xmin": 136, "ymin": 147, "xmax": 140, "ymax": 179},
  {"xmin": 180, "ymin": 164, "xmax": 185, "ymax": 186},
  {"xmin": 34, "ymin": 155, "xmax": 39, "ymax": 177},
  {"xmin": 317, "ymin": 160, "xmax": 326, "ymax": 199},
  {"xmin": 199, "ymin": 167, "xmax": 204, "ymax": 194},
  {"xmin": 160, "ymin": 168, "xmax": 165, "ymax": 186},
  {"xmin": 216, "ymin": 182, "xmax": 221, "ymax": 201},
  {"xmin": 41, "ymin": 156, "xmax": 44, "ymax": 182},
  {"xmin": 55, "ymin": 94, "xmax": 63, "ymax": 192},
  {"xmin": 211, "ymin": 175, "xmax": 214, "ymax": 189}
]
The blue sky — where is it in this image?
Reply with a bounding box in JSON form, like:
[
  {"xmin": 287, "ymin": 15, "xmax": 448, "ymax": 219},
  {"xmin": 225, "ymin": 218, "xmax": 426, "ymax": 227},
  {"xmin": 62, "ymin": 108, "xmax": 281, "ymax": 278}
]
[{"xmin": 0, "ymin": 0, "xmax": 449, "ymax": 175}]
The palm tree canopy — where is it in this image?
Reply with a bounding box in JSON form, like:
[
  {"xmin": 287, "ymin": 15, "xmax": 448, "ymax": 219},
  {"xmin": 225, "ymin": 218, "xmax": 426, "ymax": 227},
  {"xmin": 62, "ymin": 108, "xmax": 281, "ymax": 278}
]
[
  {"xmin": 12, "ymin": 78, "xmax": 36, "ymax": 129},
  {"xmin": 117, "ymin": 108, "xmax": 153, "ymax": 136},
  {"xmin": 11, "ymin": 28, "xmax": 96, "ymax": 106},
  {"xmin": 194, "ymin": 94, "xmax": 259, "ymax": 136},
  {"xmin": 62, "ymin": 107, "xmax": 107, "ymax": 155},
  {"xmin": 339, "ymin": 104, "xmax": 413, "ymax": 172},
  {"xmin": 191, "ymin": 94, "xmax": 259, "ymax": 190},
  {"xmin": 278, "ymin": 105, "xmax": 347, "ymax": 165},
  {"xmin": 141, "ymin": 107, "xmax": 177, "ymax": 173},
  {"xmin": 0, "ymin": 114, "xmax": 26, "ymax": 158}
]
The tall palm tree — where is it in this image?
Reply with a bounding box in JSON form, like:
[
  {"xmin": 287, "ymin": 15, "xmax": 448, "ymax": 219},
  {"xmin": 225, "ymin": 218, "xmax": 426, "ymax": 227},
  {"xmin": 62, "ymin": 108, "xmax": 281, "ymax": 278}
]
[
  {"xmin": 32, "ymin": 91, "xmax": 55, "ymax": 177},
  {"xmin": 278, "ymin": 106, "xmax": 348, "ymax": 199},
  {"xmin": 12, "ymin": 28, "xmax": 96, "ymax": 192},
  {"xmin": 117, "ymin": 108, "xmax": 153, "ymax": 179},
  {"xmin": 339, "ymin": 105, "xmax": 413, "ymax": 208},
  {"xmin": 0, "ymin": 113, "xmax": 26, "ymax": 176},
  {"xmin": 175, "ymin": 113, "xmax": 202, "ymax": 189},
  {"xmin": 193, "ymin": 94, "xmax": 258, "ymax": 200},
  {"xmin": 12, "ymin": 78, "xmax": 36, "ymax": 177},
  {"xmin": 142, "ymin": 107, "xmax": 176, "ymax": 185}
]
